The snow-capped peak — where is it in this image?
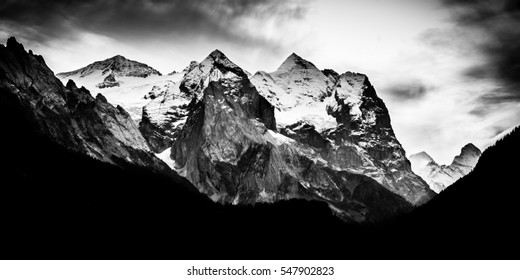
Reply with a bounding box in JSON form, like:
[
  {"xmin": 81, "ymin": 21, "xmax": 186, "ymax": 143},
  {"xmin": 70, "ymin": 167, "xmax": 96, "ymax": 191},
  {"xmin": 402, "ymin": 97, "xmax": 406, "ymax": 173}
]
[
  {"xmin": 409, "ymin": 143, "xmax": 481, "ymax": 193},
  {"xmin": 248, "ymin": 53, "xmax": 337, "ymax": 131},
  {"xmin": 410, "ymin": 151, "xmax": 435, "ymax": 163},
  {"xmin": 57, "ymin": 55, "xmax": 162, "ymax": 80},
  {"xmin": 276, "ymin": 52, "xmax": 322, "ymax": 73},
  {"xmin": 199, "ymin": 49, "xmax": 245, "ymax": 75},
  {"xmin": 270, "ymin": 53, "xmax": 330, "ymax": 99},
  {"xmin": 451, "ymin": 143, "xmax": 481, "ymax": 167},
  {"xmin": 110, "ymin": 54, "xmax": 126, "ymax": 61},
  {"xmin": 409, "ymin": 151, "xmax": 436, "ymax": 174},
  {"xmin": 208, "ymin": 49, "xmax": 226, "ymax": 60},
  {"xmin": 180, "ymin": 49, "xmax": 248, "ymax": 98}
]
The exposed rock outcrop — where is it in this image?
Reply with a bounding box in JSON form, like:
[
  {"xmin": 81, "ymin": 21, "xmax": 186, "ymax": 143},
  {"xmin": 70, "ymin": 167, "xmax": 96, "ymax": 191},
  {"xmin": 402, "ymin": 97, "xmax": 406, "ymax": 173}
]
[{"xmin": 0, "ymin": 37, "xmax": 167, "ymax": 171}]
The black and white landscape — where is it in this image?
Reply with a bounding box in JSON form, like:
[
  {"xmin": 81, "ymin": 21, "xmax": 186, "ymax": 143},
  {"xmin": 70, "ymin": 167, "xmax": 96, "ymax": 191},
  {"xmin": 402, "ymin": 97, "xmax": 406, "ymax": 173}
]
[{"xmin": 0, "ymin": 0, "xmax": 519, "ymax": 259}]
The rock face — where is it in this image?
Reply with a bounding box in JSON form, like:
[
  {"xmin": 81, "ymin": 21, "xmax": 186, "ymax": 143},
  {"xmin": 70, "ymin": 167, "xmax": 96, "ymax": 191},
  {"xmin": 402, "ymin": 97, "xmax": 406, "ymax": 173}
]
[
  {"xmin": 251, "ymin": 53, "xmax": 434, "ymax": 206},
  {"xmin": 139, "ymin": 82, "xmax": 194, "ymax": 153},
  {"xmin": 166, "ymin": 50, "xmax": 431, "ymax": 222},
  {"xmin": 0, "ymin": 37, "xmax": 167, "ymax": 171},
  {"xmin": 139, "ymin": 51, "xmax": 269, "ymax": 154},
  {"xmin": 97, "ymin": 72, "xmax": 120, "ymax": 88},
  {"xmin": 410, "ymin": 144, "xmax": 481, "ymax": 193}
]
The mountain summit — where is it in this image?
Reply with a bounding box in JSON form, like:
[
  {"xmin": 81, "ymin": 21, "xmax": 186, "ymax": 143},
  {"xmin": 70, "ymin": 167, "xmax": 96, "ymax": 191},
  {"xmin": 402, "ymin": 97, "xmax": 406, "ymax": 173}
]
[
  {"xmin": 58, "ymin": 55, "xmax": 161, "ymax": 79},
  {"xmin": 410, "ymin": 143, "xmax": 482, "ymax": 193},
  {"xmin": 276, "ymin": 52, "xmax": 321, "ymax": 72},
  {"xmin": 57, "ymin": 55, "xmax": 162, "ymax": 89},
  {"xmin": 452, "ymin": 143, "xmax": 481, "ymax": 167},
  {"xmin": 179, "ymin": 49, "xmax": 248, "ymax": 98}
]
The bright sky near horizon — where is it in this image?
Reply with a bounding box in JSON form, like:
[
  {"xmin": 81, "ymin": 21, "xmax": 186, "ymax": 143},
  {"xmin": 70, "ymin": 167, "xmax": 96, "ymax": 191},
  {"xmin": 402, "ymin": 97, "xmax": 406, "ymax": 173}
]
[{"xmin": 1, "ymin": 0, "xmax": 519, "ymax": 164}]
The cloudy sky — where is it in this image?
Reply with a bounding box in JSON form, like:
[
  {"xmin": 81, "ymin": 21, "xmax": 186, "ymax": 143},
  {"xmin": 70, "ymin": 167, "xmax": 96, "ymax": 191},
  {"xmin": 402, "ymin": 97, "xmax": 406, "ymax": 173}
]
[{"xmin": 1, "ymin": 0, "xmax": 519, "ymax": 163}]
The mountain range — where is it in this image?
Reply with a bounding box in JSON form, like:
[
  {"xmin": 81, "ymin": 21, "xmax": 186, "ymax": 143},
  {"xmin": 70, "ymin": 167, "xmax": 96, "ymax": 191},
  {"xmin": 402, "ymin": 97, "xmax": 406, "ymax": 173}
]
[
  {"xmin": 55, "ymin": 44, "xmax": 434, "ymax": 222},
  {"xmin": 410, "ymin": 144, "xmax": 481, "ymax": 193},
  {"xmin": 2, "ymin": 37, "xmax": 519, "ymax": 259}
]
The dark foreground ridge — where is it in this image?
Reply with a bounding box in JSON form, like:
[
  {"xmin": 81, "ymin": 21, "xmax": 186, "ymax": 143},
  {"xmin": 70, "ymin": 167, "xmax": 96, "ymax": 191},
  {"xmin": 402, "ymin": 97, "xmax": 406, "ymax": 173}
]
[{"xmin": 2, "ymin": 109, "xmax": 519, "ymax": 259}]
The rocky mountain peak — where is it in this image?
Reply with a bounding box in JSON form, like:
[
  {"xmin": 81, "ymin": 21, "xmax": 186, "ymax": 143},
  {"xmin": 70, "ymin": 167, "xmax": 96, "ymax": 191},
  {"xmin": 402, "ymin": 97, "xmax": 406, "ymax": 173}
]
[
  {"xmin": 180, "ymin": 49, "xmax": 248, "ymax": 98},
  {"xmin": 460, "ymin": 143, "xmax": 481, "ymax": 156},
  {"xmin": 3, "ymin": 37, "xmax": 45, "ymax": 66},
  {"xmin": 57, "ymin": 55, "xmax": 161, "ymax": 80},
  {"xmin": 110, "ymin": 54, "xmax": 126, "ymax": 61},
  {"xmin": 6, "ymin": 37, "xmax": 25, "ymax": 52},
  {"xmin": 337, "ymin": 72, "xmax": 370, "ymax": 95},
  {"xmin": 452, "ymin": 143, "xmax": 481, "ymax": 167},
  {"xmin": 410, "ymin": 143, "xmax": 482, "ymax": 193},
  {"xmin": 65, "ymin": 79, "xmax": 79, "ymax": 90},
  {"xmin": 263, "ymin": 53, "xmax": 331, "ymax": 113},
  {"xmin": 199, "ymin": 49, "xmax": 244, "ymax": 75},
  {"xmin": 322, "ymin": 69, "xmax": 340, "ymax": 83},
  {"xmin": 409, "ymin": 151, "xmax": 436, "ymax": 175},
  {"xmin": 208, "ymin": 49, "xmax": 226, "ymax": 60},
  {"xmin": 104, "ymin": 55, "xmax": 161, "ymax": 76},
  {"xmin": 276, "ymin": 52, "xmax": 321, "ymax": 73}
]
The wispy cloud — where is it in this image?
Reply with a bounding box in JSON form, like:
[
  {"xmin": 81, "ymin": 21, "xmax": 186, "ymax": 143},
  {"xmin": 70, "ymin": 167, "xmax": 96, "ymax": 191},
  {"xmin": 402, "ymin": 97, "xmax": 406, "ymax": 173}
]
[
  {"xmin": 439, "ymin": 0, "xmax": 520, "ymax": 101},
  {"xmin": 385, "ymin": 81, "xmax": 432, "ymax": 101}
]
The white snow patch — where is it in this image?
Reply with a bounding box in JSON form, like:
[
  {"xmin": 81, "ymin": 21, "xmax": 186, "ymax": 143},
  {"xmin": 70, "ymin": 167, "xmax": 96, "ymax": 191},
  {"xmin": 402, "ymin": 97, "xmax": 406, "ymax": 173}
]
[
  {"xmin": 266, "ymin": 129, "xmax": 295, "ymax": 145},
  {"xmin": 156, "ymin": 147, "xmax": 175, "ymax": 170},
  {"xmin": 250, "ymin": 57, "xmax": 338, "ymax": 132},
  {"xmin": 58, "ymin": 70, "xmax": 185, "ymax": 121}
]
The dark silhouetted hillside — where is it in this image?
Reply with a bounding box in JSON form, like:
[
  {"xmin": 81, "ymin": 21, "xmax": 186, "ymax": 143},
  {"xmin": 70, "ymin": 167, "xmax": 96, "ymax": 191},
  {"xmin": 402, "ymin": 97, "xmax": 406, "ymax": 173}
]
[{"xmin": 393, "ymin": 126, "xmax": 520, "ymax": 258}]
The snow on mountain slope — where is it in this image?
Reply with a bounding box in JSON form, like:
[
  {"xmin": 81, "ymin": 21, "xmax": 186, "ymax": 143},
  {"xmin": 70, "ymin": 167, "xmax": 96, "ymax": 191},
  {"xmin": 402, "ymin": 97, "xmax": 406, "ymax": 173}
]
[
  {"xmin": 271, "ymin": 53, "xmax": 332, "ymax": 102},
  {"xmin": 139, "ymin": 79, "xmax": 194, "ymax": 153},
  {"xmin": 332, "ymin": 72, "xmax": 367, "ymax": 120},
  {"xmin": 180, "ymin": 50, "xmax": 248, "ymax": 99},
  {"xmin": 409, "ymin": 151, "xmax": 435, "ymax": 174},
  {"xmin": 248, "ymin": 53, "xmax": 434, "ymax": 206},
  {"xmin": 250, "ymin": 53, "xmax": 337, "ymax": 131},
  {"xmin": 410, "ymin": 144, "xmax": 481, "ymax": 193},
  {"xmin": 56, "ymin": 56, "xmax": 183, "ymax": 121},
  {"xmin": 57, "ymin": 55, "xmax": 161, "ymax": 79}
]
